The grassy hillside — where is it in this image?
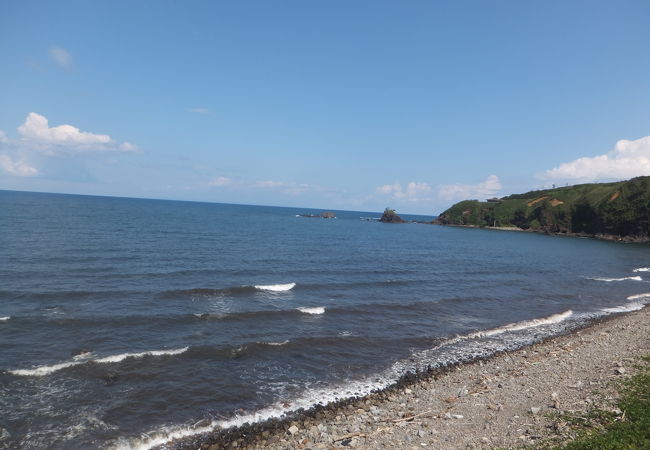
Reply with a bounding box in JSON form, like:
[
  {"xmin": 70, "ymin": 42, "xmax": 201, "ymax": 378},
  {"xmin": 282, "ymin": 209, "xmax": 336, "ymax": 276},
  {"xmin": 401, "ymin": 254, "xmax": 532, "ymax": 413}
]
[{"xmin": 436, "ymin": 176, "xmax": 650, "ymax": 240}]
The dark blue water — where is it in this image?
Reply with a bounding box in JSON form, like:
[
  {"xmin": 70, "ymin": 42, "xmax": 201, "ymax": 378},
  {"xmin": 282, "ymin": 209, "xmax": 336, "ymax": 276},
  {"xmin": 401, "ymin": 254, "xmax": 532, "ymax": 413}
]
[{"xmin": 1, "ymin": 190, "xmax": 649, "ymax": 449}]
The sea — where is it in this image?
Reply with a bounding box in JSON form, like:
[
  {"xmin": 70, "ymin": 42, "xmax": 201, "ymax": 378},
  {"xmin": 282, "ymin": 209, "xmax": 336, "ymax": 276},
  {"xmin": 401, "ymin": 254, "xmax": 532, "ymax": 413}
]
[{"xmin": 1, "ymin": 190, "xmax": 649, "ymax": 449}]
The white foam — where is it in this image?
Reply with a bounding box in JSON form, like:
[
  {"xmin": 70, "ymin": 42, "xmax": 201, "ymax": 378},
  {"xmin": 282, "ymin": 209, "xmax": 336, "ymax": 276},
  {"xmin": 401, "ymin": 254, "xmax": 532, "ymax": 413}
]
[
  {"xmin": 627, "ymin": 293, "xmax": 650, "ymax": 300},
  {"xmin": 0, "ymin": 316, "xmax": 10, "ymax": 321},
  {"xmin": 111, "ymin": 309, "xmax": 579, "ymax": 450},
  {"xmin": 297, "ymin": 306, "xmax": 325, "ymax": 315},
  {"xmin": 589, "ymin": 276, "xmax": 643, "ymax": 282},
  {"xmin": 8, "ymin": 360, "xmax": 84, "ymax": 377},
  {"xmin": 261, "ymin": 340, "xmax": 290, "ymax": 346},
  {"xmin": 113, "ymin": 373, "xmax": 395, "ymax": 450},
  {"xmin": 9, "ymin": 347, "xmax": 189, "ymax": 376},
  {"xmin": 633, "ymin": 267, "xmax": 650, "ymax": 272},
  {"xmin": 94, "ymin": 347, "xmax": 189, "ymax": 364},
  {"xmin": 254, "ymin": 283, "xmax": 296, "ymax": 292},
  {"xmin": 599, "ymin": 302, "xmax": 646, "ymax": 314},
  {"xmin": 445, "ymin": 310, "xmax": 573, "ymax": 345}
]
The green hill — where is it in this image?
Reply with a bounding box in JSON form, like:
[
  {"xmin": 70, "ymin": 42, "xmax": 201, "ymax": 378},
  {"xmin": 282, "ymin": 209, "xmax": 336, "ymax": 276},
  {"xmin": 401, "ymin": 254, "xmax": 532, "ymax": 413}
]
[{"xmin": 436, "ymin": 176, "xmax": 650, "ymax": 241}]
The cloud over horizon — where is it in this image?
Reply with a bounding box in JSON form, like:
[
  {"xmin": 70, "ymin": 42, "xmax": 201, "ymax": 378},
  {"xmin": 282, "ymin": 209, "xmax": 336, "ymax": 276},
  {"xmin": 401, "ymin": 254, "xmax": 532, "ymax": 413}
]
[
  {"xmin": 542, "ymin": 135, "xmax": 650, "ymax": 182},
  {"xmin": 208, "ymin": 176, "xmax": 232, "ymax": 187},
  {"xmin": 376, "ymin": 181, "xmax": 432, "ymax": 202},
  {"xmin": 17, "ymin": 112, "xmax": 137, "ymax": 154},
  {"xmin": 0, "ymin": 113, "xmax": 137, "ymax": 178},
  {"xmin": 0, "ymin": 154, "xmax": 38, "ymax": 177},
  {"xmin": 49, "ymin": 46, "xmax": 73, "ymax": 69},
  {"xmin": 437, "ymin": 175, "xmax": 502, "ymax": 202}
]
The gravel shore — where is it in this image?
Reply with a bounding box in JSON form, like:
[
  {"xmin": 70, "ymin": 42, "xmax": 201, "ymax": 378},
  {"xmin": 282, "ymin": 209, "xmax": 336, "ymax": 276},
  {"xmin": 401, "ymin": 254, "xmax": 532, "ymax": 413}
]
[{"xmin": 176, "ymin": 307, "xmax": 649, "ymax": 450}]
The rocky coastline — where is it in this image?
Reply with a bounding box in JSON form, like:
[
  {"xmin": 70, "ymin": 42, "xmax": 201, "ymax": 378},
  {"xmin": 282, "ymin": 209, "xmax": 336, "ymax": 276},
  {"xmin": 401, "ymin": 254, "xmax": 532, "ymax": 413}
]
[
  {"xmin": 432, "ymin": 222, "xmax": 650, "ymax": 243},
  {"xmin": 158, "ymin": 307, "xmax": 649, "ymax": 450}
]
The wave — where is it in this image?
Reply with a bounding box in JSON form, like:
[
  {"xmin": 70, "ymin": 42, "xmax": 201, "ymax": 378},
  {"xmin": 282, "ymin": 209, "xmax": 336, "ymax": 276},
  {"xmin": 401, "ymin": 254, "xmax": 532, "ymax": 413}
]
[
  {"xmin": 445, "ymin": 310, "xmax": 573, "ymax": 345},
  {"xmin": 598, "ymin": 302, "xmax": 646, "ymax": 314},
  {"xmin": 297, "ymin": 306, "xmax": 325, "ymax": 315},
  {"xmin": 93, "ymin": 347, "xmax": 189, "ymax": 364},
  {"xmin": 7, "ymin": 347, "xmax": 189, "ymax": 377},
  {"xmin": 0, "ymin": 316, "xmax": 10, "ymax": 321},
  {"xmin": 162, "ymin": 282, "xmax": 296, "ymax": 298},
  {"xmin": 254, "ymin": 283, "xmax": 296, "ymax": 292},
  {"xmin": 258, "ymin": 340, "xmax": 290, "ymax": 346},
  {"xmin": 633, "ymin": 267, "xmax": 650, "ymax": 272},
  {"xmin": 114, "ymin": 309, "xmax": 578, "ymax": 450},
  {"xmin": 588, "ymin": 276, "xmax": 643, "ymax": 282},
  {"xmin": 627, "ymin": 293, "xmax": 650, "ymax": 300},
  {"xmin": 8, "ymin": 360, "xmax": 84, "ymax": 377}
]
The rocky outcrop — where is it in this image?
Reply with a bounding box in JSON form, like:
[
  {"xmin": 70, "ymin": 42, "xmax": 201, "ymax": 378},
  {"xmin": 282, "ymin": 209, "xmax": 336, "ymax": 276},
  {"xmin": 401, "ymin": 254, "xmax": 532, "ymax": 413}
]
[{"xmin": 379, "ymin": 208, "xmax": 406, "ymax": 223}]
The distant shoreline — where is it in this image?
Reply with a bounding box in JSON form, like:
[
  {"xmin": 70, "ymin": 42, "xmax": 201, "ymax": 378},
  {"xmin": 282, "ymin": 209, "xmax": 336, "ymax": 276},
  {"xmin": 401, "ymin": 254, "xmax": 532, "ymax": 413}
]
[
  {"xmin": 160, "ymin": 307, "xmax": 649, "ymax": 450},
  {"xmin": 433, "ymin": 222, "xmax": 650, "ymax": 243}
]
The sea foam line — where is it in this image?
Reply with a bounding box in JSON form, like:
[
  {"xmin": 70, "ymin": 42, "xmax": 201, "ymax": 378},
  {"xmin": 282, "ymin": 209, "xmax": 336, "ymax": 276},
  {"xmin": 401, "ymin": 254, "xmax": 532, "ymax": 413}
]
[
  {"xmin": 598, "ymin": 302, "xmax": 646, "ymax": 314},
  {"xmin": 627, "ymin": 293, "xmax": 650, "ymax": 300},
  {"xmin": 633, "ymin": 267, "xmax": 650, "ymax": 272},
  {"xmin": 297, "ymin": 306, "xmax": 325, "ymax": 315},
  {"xmin": 444, "ymin": 310, "xmax": 574, "ymax": 345},
  {"xmin": 588, "ymin": 276, "xmax": 643, "ymax": 282},
  {"xmin": 254, "ymin": 283, "xmax": 296, "ymax": 292},
  {"xmin": 113, "ymin": 309, "xmax": 578, "ymax": 450},
  {"xmin": 8, "ymin": 347, "xmax": 189, "ymax": 377},
  {"xmin": 0, "ymin": 316, "xmax": 10, "ymax": 321}
]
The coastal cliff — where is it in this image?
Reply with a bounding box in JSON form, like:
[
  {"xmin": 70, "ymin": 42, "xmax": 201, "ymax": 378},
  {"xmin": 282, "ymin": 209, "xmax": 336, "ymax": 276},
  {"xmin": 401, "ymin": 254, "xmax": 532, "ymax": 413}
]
[{"xmin": 435, "ymin": 176, "xmax": 650, "ymax": 241}]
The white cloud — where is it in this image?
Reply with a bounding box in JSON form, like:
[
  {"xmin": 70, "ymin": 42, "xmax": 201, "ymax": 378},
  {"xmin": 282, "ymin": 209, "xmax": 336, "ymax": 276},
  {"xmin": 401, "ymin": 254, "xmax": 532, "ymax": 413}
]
[
  {"xmin": 208, "ymin": 176, "xmax": 231, "ymax": 187},
  {"xmin": 49, "ymin": 46, "xmax": 73, "ymax": 69},
  {"xmin": 542, "ymin": 135, "xmax": 650, "ymax": 182},
  {"xmin": 0, "ymin": 130, "xmax": 8, "ymax": 143},
  {"xmin": 0, "ymin": 154, "xmax": 38, "ymax": 177},
  {"xmin": 254, "ymin": 180, "xmax": 311, "ymax": 195},
  {"xmin": 188, "ymin": 107, "xmax": 210, "ymax": 114},
  {"xmin": 437, "ymin": 175, "xmax": 502, "ymax": 201},
  {"xmin": 17, "ymin": 112, "xmax": 137, "ymax": 153},
  {"xmin": 376, "ymin": 181, "xmax": 432, "ymax": 202}
]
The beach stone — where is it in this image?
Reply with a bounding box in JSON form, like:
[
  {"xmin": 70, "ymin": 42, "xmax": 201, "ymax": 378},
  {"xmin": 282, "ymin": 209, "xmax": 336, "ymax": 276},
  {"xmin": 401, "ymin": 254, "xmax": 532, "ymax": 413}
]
[
  {"xmin": 530, "ymin": 407, "xmax": 541, "ymax": 415},
  {"xmin": 404, "ymin": 388, "xmax": 413, "ymax": 394},
  {"xmin": 615, "ymin": 367, "xmax": 626, "ymax": 375},
  {"xmin": 288, "ymin": 425, "xmax": 299, "ymax": 435}
]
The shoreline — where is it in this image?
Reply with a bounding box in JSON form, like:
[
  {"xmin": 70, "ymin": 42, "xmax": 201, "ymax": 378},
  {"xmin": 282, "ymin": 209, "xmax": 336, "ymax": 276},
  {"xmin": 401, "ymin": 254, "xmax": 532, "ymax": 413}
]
[
  {"xmin": 158, "ymin": 307, "xmax": 650, "ymax": 450},
  {"xmin": 432, "ymin": 222, "xmax": 650, "ymax": 243}
]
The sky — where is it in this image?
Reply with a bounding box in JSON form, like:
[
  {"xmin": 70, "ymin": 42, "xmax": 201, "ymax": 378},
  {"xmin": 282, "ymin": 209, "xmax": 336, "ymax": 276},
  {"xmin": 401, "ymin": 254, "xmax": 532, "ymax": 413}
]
[{"xmin": 1, "ymin": 0, "xmax": 650, "ymax": 214}]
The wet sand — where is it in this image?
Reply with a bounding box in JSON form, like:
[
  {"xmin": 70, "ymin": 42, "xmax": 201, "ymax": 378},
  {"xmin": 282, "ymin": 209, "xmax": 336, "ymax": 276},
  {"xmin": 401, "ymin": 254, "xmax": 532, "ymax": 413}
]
[{"xmin": 168, "ymin": 307, "xmax": 649, "ymax": 449}]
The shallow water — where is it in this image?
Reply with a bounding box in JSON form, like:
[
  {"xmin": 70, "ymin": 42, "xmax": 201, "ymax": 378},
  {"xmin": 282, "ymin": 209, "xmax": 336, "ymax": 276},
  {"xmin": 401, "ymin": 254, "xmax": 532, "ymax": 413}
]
[{"xmin": 1, "ymin": 190, "xmax": 648, "ymax": 449}]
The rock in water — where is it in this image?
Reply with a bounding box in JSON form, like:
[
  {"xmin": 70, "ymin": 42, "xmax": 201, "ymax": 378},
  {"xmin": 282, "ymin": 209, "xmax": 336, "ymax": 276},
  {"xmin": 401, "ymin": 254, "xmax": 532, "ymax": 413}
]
[{"xmin": 379, "ymin": 208, "xmax": 406, "ymax": 223}]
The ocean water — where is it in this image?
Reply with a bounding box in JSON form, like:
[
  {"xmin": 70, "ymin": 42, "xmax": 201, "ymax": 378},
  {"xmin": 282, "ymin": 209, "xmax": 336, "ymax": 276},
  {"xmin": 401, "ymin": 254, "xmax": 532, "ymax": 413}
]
[{"xmin": 1, "ymin": 190, "xmax": 649, "ymax": 449}]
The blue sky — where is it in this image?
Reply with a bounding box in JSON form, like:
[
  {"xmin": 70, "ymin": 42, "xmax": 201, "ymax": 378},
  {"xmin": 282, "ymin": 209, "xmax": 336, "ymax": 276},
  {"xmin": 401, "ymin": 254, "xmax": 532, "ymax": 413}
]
[{"xmin": 1, "ymin": 1, "xmax": 649, "ymax": 214}]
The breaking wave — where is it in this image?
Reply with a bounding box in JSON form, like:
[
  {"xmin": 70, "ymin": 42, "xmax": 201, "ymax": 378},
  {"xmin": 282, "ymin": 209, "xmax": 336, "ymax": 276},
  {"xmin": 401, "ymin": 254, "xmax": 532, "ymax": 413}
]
[
  {"xmin": 588, "ymin": 276, "xmax": 643, "ymax": 282},
  {"xmin": 254, "ymin": 283, "xmax": 296, "ymax": 292},
  {"xmin": 163, "ymin": 282, "xmax": 296, "ymax": 298},
  {"xmin": 7, "ymin": 347, "xmax": 189, "ymax": 377},
  {"xmin": 0, "ymin": 316, "xmax": 10, "ymax": 321},
  {"xmin": 633, "ymin": 267, "xmax": 650, "ymax": 272},
  {"xmin": 627, "ymin": 293, "xmax": 650, "ymax": 300},
  {"xmin": 598, "ymin": 302, "xmax": 646, "ymax": 314},
  {"xmin": 112, "ymin": 309, "xmax": 579, "ymax": 450},
  {"xmin": 297, "ymin": 306, "xmax": 325, "ymax": 315},
  {"xmin": 258, "ymin": 340, "xmax": 290, "ymax": 346},
  {"xmin": 447, "ymin": 310, "xmax": 573, "ymax": 344}
]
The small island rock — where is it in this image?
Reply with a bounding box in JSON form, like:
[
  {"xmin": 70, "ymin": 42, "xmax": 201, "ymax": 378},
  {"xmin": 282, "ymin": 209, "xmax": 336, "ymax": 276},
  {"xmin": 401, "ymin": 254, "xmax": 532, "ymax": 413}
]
[{"xmin": 379, "ymin": 208, "xmax": 406, "ymax": 223}]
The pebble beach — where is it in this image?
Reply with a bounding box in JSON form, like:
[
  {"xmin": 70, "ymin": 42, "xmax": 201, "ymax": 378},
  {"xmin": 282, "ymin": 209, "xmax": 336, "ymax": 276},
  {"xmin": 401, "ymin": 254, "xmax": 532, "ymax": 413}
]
[{"xmin": 170, "ymin": 306, "xmax": 650, "ymax": 450}]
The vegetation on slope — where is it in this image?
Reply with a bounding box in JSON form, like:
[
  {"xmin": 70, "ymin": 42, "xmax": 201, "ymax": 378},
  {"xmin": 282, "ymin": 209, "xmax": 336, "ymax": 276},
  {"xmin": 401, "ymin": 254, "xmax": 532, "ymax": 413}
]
[{"xmin": 436, "ymin": 176, "xmax": 650, "ymax": 240}]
